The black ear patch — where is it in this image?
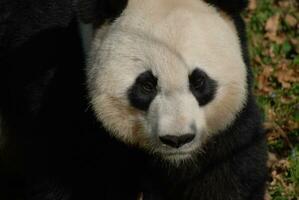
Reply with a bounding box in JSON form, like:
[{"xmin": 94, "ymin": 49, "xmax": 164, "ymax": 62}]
[
  {"xmin": 128, "ymin": 71, "xmax": 158, "ymax": 111},
  {"xmin": 77, "ymin": 0, "xmax": 128, "ymax": 25},
  {"xmin": 204, "ymin": 0, "xmax": 248, "ymax": 14},
  {"xmin": 189, "ymin": 68, "xmax": 217, "ymax": 106}
]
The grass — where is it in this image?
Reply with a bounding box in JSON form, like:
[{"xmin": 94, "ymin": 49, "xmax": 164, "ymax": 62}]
[{"xmin": 244, "ymin": 0, "xmax": 299, "ymax": 199}]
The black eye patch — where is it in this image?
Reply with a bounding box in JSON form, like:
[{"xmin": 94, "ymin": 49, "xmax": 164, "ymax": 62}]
[
  {"xmin": 128, "ymin": 71, "xmax": 158, "ymax": 111},
  {"xmin": 189, "ymin": 68, "xmax": 217, "ymax": 106}
]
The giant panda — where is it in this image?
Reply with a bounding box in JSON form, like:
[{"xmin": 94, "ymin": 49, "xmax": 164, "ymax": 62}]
[{"xmin": 77, "ymin": 0, "xmax": 269, "ymax": 199}]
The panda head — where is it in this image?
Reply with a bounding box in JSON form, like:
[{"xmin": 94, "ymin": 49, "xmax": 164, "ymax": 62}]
[{"xmin": 79, "ymin": 0, "xmax": 248, "ymax": 163}]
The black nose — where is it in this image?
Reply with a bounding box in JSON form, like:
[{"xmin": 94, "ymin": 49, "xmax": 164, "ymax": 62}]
[{"xmin": 159, "ymin": 134, "xmax": 195, "ymax": 148}]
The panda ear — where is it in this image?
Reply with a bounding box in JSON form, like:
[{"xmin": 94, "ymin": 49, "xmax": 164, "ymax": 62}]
[
  {"xmin": 204, "ymin": 0, "xmax": 249, "ymax": 14},
  {"xmin": 76, "ymin": 0, "xmax": 128, "ymax": 24}
]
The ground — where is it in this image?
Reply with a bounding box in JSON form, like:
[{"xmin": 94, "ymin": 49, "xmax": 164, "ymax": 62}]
[{"xmin": 244, "ymin": 0, "xmax": 299, "ymax": 199}]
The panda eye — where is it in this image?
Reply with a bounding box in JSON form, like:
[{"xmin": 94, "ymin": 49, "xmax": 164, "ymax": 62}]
[
  {"xmin": 141, "ymin": 81, "xmax": 156, "ymax": 94},
  {"xmin": 192, "ymin": 75, "xmax": 206, "ymax": 90},
  {"xmin": 189, "ymin": 70, "xmax": 206, "ymax": 91},
  {"xmin": 189, "ymin": 68, "xmax": 217, "ymax": 106},
  {"xmin": 128, "ymin": 70, "xmax": 158, "ymax": 111}
]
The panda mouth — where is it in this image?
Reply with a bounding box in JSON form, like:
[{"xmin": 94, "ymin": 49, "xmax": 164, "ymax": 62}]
[
  {"xmin": 163, "ymin": 151, "xmax": 192, "ymax": 155},
  {"xmin": 160, "ymin": 150, "xmax": 194, "ymax": 159},
  {"xmin": 156, "ymin": 141, "xmax": 199, "ymax": 159},
  {"xmin": 161, "ymin": 152, "xmax": 194, "ymax": 162}
]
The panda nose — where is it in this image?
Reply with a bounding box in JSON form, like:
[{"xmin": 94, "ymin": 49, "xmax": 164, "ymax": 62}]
[{"xmin": 159, "ymin": 134, "xmax": 195, "ymax": 148}]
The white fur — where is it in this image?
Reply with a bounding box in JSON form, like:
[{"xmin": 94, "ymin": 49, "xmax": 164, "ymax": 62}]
[{"xmin": 87, "ymin": 0, "xmax": 247, "ymax": 162}]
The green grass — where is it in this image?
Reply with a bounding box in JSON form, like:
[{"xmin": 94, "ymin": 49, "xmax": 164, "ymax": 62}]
[
  {"xmin": 290, "ymin": 148, "xmax": 299, "ymax": 193},
  {"xmin": 245, "ymin": 0, "xmax": 299, "ymax": 199}
]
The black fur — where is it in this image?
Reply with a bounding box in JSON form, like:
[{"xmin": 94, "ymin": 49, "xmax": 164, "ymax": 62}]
[
  {"xmin": 0, "ymin": 0, "xmax": 93, "ymax": 199},
  {"xmin": 205, "ymin": 0, "xmax": 249, "ymax": 14},
  {"xmin": 0, "ymin": 0, "xmax": 73, "ymax": 53},
  {"xmin": 77, "ymin": 0, "xmax": 128, "ymax": 26},
  {"xmin": 0, "ymin": 20, "xmax": 90, "ymax": 199},
  {"xmin": 128, "ymin": 71, "xmax": 158, "ymax": 111},
  {"xmin": 76, "ymin": 0, "xmax": 249, "ymax": 25},
  {"xmin": 189, "ymin": 68, "xmax": 218, "ymax": 106}
]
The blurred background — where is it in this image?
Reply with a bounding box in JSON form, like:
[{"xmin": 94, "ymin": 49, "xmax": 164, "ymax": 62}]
[{"xmin": 244, "ymin": 0, "xmax": 298, "ymax": 199}]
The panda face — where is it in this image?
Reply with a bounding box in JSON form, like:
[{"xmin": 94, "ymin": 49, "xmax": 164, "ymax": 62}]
[{"xmin": 87, "ymin": 0, "xmax": 247, "ymax": 162}]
